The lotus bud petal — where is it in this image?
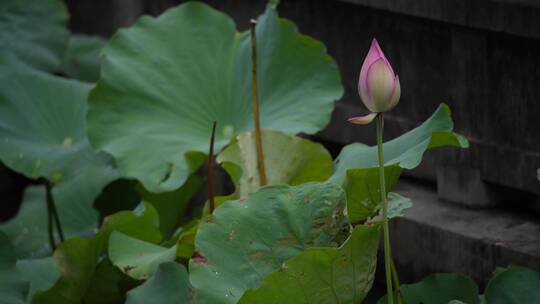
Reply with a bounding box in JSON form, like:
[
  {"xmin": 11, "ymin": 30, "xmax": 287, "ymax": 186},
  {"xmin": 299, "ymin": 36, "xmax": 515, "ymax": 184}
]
[
  {"xmin": 347, "ymin": 113, "xmax": 377, "ymax": 125},
  {"xmin": 358, "ymin": 39, "xmax": 400, "ymax": 113}
]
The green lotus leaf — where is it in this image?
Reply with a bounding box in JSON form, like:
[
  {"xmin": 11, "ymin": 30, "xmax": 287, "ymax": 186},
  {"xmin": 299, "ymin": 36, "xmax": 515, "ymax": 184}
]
[
  {"xmin": 217, "ymin": 130, "xmax": 333, "ymax": 199},
  {"xmin": 108, "ymin": 231, "xmax": 177, "ymax": 280},
  {"xmin": 61, "ymin": 34, "xmax": 106, "ymax": 82},
  {"xmin": 0, "ymin": 58, "xmax": 120, "ymax": 257},
  {"xmin": 126, "ymin": 262, "xmax": 192, "ymax": 304},
  {"xmin": 378, "ymin": 273, "xmax": 480, "ymax": 304},
  {"xmin": 484, "ymin": 265, "xmax": 540, "ymax": 304},
  {"xmin": 138, "ymin": 174, "xmax": 203, "ymax": 238},
  {"xmin": 16, "ymin": 257, "xmax": 58, "ymax": 304},
  {"xmin": 0, "ymin": 56, "xmax": 116, "ymax": 184},
  {"xmin": 87, "ymin": 1, "xmax": 343, "ymax": 193},
  {"xmin": 331, "ymin": 103, "xmax": 469, "ymax": 185},
  {"xmin": 0, "ymin": 0, "xmax": 68, "ymax": 72},
  {"xmin": 176, "ymin": 219, "xmax": 200, "ymax": 260},
  {"xmin": 343, "ymin": 165, "xmax": 402, "ymax": 223},
  {"xmin": 32, "ymin": 203, "xmax": 161, "ymax": 304},
  {"xmin": 239, "ymin": 224, "xmax": 381, "ymax": 304},
  {"xmin": 189, "ymin": 182, "xmax": 347, "ymax": 304},
  {"xmin": 0, "ymin": 232, "xmax": 29, "ymax": 304}
]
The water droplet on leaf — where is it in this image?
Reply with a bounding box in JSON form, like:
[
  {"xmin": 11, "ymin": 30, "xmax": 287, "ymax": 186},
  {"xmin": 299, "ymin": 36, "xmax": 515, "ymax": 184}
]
[
  {"xmin": 51, "ymin": 171, "xmax": 63, "ymax": 184},
  {"xmin": 61, "ymin": 137, "xmax": 73, "ymax": 148},
  {"xmin": 222, "ymin": 125, "xmax": 235, "ymax": 138}
]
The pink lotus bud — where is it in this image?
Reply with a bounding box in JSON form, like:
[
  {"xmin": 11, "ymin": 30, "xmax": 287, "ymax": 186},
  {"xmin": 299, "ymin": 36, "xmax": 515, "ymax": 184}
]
[{"xmin": 358, "ymin": 38, "xmax": 401, "ymax": 113}]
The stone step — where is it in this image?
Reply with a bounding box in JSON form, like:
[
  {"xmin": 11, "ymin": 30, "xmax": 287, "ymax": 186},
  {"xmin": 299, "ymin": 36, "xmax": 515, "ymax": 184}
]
[{"xmin": 389, "ymin": 179, "xmax": 540, "ymax": 287}]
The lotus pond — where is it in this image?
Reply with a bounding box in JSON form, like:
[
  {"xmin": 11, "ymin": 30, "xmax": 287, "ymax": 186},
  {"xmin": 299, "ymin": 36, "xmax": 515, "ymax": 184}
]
[{"xmin": 0, "ymin": 1, "xmax": 539, "ymax": 304}]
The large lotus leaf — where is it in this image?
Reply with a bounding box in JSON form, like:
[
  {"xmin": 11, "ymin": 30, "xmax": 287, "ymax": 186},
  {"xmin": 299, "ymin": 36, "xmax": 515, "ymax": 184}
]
[
  {"xmin": 189, "ymin": 182, "xmax": 347, "ymax": 304},
  {"xmin": 138, "ymin": 174, "xmax": 203, "ymax": 238},
  {"xmin": 16, "ymin": 257, "xmax": 58, "ymax": 304},
  {"xmin": 61, "ymin": 34, "xmax": 106, "ymax": 82},
  {"xmin": 0, "ymin": 232, "xmax": 29, "ymax": 304},
  {"xmin": 0, "ymin": 56, "xmax": 116, "ymax": 184},
  {"xmin": 0, "ymin": 57, "xmax": 119, "ymax": 257},
  {"xmin": 217, "ymin": 130, "xmax": 333, "ymax": 198},
  {"xmin": 378, "ymin": 273, "xmax": 480, "ymax": 304},
  {"xmin": 484, "ymin": 265, "xmax": 540, "ymax": 304},
  {"xmin": 126, "ymin": 262, "xmax": 192, "ymax": 304},
  {"xmin": 331, "ymin": 104, "xmax": 469, "ymax": 184},
  {"xmin": 32, "ymin": 203, "xmax": 161, "ymax": 304},
  {"xmin": 0, "ymin": 0, "xmax": 68, "ymax": 72},
  {"xmin": 343, "ymin": 165, "xmax": 402, "ymax": 223},
  {"xmin": 87, "ymin": 1, "xmax": 343, "ymax": 193},
  {"xmin": 239, "ymin": 224, "xmax": 380, "ymax": 304},
  {"xmin": 109, "ymin": 231, "xmax": 177, "ymax": 280}
]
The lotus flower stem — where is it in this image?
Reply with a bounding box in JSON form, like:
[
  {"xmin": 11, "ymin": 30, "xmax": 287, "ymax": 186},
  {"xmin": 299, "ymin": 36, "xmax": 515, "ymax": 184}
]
[
  {"xmin": 376, "ymin": 113, "xmax": 394, "ymax": 304},
  {"xmin": 50, "ymin": 192, "xmax": 64, "ymax": 242},
  {"xmin": 207, "ymin": 121, "xmax": 217, "ymax": 214},
  {"xmin": 45, "ymin": 181, "xmax": 64, "ymax": 251},
  {"xmin": 390, "ymin": 252, "xmax": 403, "ymax": 304},
  {"xmin": 250, "ymin": 19, "xmax": 268, "ymax": 186}
]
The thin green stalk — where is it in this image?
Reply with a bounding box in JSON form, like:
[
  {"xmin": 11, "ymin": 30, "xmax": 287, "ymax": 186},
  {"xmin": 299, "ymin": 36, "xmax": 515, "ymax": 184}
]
[
  {"xmin": 207, "ymin": 121, "xmax": 217, "ymax": 214},
  {"xmin": 377, "ymin": 113, "xmax": 393, "ymax": 304},
  {"xmin": 46, "ymin": 182, "xmax": 65, "ymax": 242},
  {"xmin": 250, "ymin": 18, "xmax": 267, "ymax": 186},
  {"xmin": 45, "ymin": 182, "xmax": 56, "ymax": 251},
  {"xmin": 390, "ymin": 251, "xmax": 403, "ymax": 304}
]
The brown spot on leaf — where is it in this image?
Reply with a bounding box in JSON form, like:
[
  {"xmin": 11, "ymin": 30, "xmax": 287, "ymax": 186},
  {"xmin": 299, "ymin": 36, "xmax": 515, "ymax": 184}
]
[
  {"xmin": 331, "ymin": 208, "xmax": 343, "ymax": 228},
  {"xmin": 311, "ymin": 218, "xmax": 330, "ymax": 234},
  {"xmin": 276, "ymin": 232, "xmax": 300, "ymax": 247},
  {"xmin": 250, "ymin": 250, "xmax": 266, "ymax": 260},
  {"xmin": 188, "ymin": 287, "xmax": 196, "ymax": 302}
]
